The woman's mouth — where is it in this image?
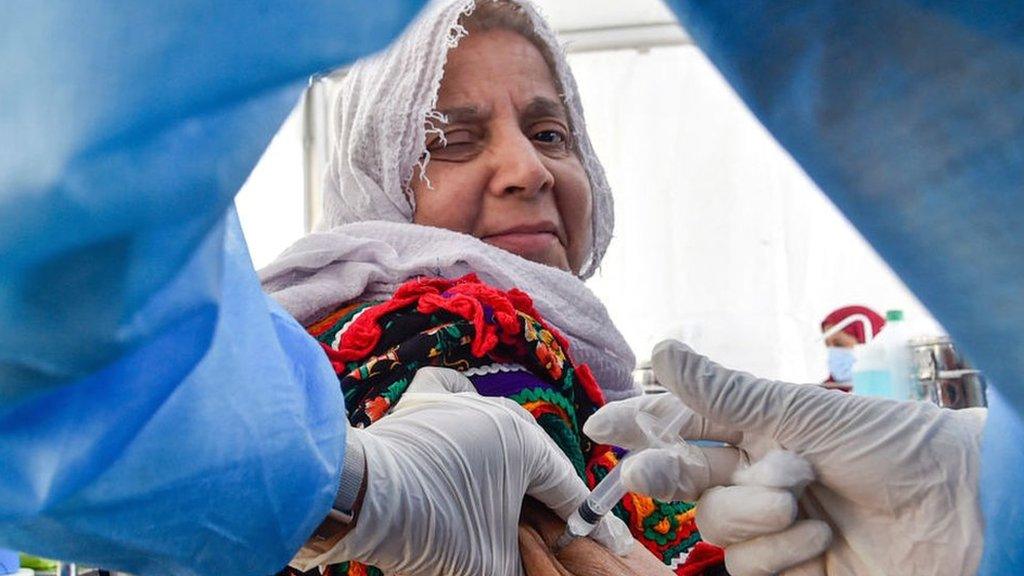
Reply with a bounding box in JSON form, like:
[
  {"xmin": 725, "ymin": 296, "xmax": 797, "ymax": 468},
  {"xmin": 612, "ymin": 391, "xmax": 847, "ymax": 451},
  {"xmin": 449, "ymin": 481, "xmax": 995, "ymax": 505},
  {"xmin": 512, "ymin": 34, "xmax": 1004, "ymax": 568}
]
[{"xmin": 482, "ymin": 231, "xmax": 560, "ymax": 256}]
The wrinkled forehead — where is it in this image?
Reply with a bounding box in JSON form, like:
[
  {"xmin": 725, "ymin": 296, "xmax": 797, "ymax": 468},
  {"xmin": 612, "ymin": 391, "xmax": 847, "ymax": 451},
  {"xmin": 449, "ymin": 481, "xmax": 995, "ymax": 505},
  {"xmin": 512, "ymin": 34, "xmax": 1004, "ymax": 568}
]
[
  {"xmin": 433, "ymin": 27, "xmax": 568, "ymax": 121},
  {"xmin": 434, "ymin": 98, "xmax": 568, "ymax": 126}
]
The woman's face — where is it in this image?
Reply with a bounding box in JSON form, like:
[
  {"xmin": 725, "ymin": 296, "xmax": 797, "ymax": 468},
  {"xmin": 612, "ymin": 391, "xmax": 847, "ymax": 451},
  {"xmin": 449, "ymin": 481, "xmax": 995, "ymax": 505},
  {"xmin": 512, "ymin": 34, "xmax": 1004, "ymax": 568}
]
[{"xmin": 410, "ymin": 29, "xmax": 593, "ymax": 274}]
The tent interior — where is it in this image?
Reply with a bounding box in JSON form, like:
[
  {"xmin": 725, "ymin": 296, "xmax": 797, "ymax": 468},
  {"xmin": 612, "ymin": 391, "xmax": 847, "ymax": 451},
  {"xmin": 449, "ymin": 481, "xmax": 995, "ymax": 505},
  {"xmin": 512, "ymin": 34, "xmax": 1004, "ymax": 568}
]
[{"xmin": 236, "ymin": 0, "xmax": 944, "ymax": 384}]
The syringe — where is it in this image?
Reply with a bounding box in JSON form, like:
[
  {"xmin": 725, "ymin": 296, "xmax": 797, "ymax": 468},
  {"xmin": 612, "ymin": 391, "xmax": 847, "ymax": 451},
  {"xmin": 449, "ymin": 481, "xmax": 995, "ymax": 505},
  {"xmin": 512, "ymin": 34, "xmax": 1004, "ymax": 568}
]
[
  {"xmin": 553, "ymin": 405, "xmax": 690, "ymax": 552},
  {"xmin": 553, "ymin": 457, "xmax": 631, "ymax": 551}
]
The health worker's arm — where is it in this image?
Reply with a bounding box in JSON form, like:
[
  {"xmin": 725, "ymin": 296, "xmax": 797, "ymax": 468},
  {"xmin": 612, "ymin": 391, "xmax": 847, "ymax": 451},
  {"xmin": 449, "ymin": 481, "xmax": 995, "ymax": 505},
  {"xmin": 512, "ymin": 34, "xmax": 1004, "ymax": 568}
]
[
  {"xmin": 0, "ymin": 209, "xmax": 346, "ymax": 576},
  {"xmin": 0, "ymin": 3, "xmax": 427, "ymax": 575}
]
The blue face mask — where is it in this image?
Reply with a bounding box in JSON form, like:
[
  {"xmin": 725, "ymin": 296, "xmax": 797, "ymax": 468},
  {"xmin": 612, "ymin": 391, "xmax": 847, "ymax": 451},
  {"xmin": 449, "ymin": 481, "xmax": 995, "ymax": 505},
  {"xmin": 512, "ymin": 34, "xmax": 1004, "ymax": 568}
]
[{"xmin": 827, "ymin": 347, "xmax": 856, "ymax": 382}]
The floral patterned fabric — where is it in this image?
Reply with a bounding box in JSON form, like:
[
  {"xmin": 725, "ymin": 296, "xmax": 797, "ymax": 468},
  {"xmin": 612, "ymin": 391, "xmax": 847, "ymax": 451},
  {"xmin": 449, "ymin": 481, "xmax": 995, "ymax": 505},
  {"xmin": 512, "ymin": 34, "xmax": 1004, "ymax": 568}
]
[{"xmin": 280, "ymin": 274, "xmax": 723, "ymax": 575}]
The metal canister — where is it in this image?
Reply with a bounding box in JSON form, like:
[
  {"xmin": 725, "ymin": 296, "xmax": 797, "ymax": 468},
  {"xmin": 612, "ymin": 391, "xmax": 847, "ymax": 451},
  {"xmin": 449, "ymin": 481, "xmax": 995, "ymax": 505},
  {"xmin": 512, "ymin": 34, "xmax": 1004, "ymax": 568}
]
[{"xmin": 909, "ymin": 336, "xmax": 987, "ymax": 409}]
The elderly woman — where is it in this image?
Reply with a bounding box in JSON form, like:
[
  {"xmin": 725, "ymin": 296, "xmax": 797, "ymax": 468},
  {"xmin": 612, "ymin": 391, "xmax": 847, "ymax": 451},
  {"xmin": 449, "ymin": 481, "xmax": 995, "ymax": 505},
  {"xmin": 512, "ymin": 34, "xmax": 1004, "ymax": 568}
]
[{"xmin": 261, "ymin": 1, "xmax": 722, "ymax": 575}]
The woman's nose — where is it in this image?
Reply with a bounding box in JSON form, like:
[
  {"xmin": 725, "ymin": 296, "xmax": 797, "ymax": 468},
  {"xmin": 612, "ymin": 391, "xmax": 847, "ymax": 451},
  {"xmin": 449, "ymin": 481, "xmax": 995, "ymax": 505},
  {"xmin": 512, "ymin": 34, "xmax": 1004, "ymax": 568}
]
[{"xmin": 487, "ymin": 131, "xmax": 555, "ymax": 198}]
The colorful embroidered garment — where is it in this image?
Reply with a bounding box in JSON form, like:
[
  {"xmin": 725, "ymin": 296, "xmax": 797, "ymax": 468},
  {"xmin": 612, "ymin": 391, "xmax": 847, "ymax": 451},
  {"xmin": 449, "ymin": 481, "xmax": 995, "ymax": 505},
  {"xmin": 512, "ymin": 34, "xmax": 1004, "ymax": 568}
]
[{"xmin": 282, "ymin": 274, "xmax": 724, "ymax": 576}]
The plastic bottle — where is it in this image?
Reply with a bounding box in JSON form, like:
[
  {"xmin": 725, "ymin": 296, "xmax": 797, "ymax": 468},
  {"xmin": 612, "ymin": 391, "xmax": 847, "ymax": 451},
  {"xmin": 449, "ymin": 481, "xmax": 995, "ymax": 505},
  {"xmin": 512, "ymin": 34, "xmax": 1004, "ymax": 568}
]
[{"xmin": 853, "ymin": 309, "xmax": 913, "ymax": 399}]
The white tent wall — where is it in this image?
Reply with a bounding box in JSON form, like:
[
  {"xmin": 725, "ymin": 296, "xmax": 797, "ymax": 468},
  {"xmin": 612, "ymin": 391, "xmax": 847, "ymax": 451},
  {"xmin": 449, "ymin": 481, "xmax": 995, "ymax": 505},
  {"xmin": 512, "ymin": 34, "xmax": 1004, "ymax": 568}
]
[
  {"xmin": 237, "ymin": 18, "xmax": 943, "ymax": 384},
  {"xmin": 236, "ymin": 99, "xmax": 306, "ymax": 271},
  {"xmin": 570, "ymin": 46, "xmax": 941, "ymax": 382}
]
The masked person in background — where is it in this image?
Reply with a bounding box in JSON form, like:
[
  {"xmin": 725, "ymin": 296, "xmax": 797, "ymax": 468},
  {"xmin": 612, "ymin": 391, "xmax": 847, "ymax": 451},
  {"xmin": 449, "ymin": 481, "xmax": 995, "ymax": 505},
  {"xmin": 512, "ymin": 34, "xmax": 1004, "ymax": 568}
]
[{"xmin": 820, "ymin": 306, "xmax": 886, "ymax": 392}]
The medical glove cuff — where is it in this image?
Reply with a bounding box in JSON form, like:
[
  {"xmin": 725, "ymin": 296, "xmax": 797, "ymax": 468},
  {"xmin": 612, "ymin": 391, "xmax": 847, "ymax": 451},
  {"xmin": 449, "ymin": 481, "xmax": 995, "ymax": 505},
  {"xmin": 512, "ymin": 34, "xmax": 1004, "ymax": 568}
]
[{"xmin": 335, "ymin": 428, "xmax": 367, "ymax": 513}]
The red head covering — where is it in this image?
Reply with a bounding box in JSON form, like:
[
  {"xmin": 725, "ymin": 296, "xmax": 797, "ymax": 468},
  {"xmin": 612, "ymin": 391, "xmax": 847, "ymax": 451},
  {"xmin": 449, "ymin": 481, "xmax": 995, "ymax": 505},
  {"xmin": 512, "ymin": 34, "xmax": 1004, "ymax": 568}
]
[{"xmin": 821, "ymin": 305, "xmax": 886, "ymax": 344}]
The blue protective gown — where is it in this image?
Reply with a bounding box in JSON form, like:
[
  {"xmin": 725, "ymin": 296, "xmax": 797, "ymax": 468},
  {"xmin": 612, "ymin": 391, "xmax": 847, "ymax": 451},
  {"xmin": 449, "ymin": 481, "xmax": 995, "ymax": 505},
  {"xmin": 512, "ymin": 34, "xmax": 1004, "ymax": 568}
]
[
  {"xmin": 0, "ymin": 2, "xmax": 425, "ymax": 575},
  {"xmin": 3, "ymin": 1, "xmax": 1023, "ymax": 575}
]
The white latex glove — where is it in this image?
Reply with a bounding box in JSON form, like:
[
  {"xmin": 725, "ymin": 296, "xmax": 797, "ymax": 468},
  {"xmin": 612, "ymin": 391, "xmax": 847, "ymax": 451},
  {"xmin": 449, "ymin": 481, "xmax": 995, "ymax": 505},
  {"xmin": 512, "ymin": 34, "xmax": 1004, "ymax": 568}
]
[
  {"xmin": 584, "ymin": 340, "xmax": 986, "ymax": 576},
  {"xmin": 297, "ymin": 367, "xmax": 633, "ymax": 576}
]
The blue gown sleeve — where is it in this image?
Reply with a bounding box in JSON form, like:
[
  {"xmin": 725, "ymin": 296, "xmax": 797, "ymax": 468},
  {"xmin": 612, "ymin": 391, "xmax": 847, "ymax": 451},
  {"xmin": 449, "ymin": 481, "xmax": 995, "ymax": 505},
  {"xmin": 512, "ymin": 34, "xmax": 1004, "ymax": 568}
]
[
  {"xmin": 661, "ymin": 2, "xmax": 1024, "ymax": 573},
  {"xmin": 1, "ymin": 210, "xmax": 345, "ymax": 576},
  {"xmin": 0, "ymin": 2, "xmax": 425, "ymax": 575},
  {"xmin": 979, "ymin": 386, "xmax": 1024, "ymax": 574}
]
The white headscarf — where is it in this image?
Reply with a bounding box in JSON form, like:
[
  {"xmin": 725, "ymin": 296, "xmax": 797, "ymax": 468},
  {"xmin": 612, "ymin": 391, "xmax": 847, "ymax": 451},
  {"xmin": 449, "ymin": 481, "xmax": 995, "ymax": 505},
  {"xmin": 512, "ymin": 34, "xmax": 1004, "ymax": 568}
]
[
  {"xmin": 320, "ymin": 0, "xmax": 614, "ymax": 277},
  {"xmin": 261, "ymin": 0, "xmax": 639, "ymax": 400}
]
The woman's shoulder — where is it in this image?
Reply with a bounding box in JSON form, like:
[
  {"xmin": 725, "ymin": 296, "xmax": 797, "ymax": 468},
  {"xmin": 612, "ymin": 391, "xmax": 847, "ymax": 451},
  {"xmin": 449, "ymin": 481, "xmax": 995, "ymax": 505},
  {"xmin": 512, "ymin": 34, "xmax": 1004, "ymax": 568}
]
[{"xmin": 304, "ymin": 300, "xmax": 375, "ymax": 345}]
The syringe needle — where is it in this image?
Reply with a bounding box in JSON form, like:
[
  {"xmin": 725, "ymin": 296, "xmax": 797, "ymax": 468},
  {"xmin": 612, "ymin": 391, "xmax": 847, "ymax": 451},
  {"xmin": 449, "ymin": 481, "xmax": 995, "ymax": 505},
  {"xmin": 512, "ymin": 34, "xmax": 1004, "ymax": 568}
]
[
  {"xmin": 552, "ymin": 403, "xmax": 692, "ymax": 553},
  {"xmin": 551, "ymin": 461, "xmax": 629, "ymax": 552},
  {"xmin": 552, "ymin": 529, "xmax": 577, "ymax": 553}
]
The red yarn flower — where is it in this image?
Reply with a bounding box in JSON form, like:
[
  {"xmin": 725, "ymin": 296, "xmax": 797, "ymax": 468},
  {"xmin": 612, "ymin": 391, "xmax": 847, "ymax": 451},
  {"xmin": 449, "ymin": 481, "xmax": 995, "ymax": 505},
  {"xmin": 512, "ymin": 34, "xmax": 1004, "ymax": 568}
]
[
  {"xmin": 535, "ymin": 341, "xmax": 563, "ymax": 380},
  {"xmin": 333, "ymin": 273, "xmax": 605, "ymax": 402}
]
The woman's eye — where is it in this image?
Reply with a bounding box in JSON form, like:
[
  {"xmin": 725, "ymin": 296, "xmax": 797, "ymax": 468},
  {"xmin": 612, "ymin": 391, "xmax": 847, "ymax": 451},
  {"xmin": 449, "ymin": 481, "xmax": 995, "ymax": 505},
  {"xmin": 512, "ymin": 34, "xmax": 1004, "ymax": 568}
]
[
  {"xmin": 533, "ymin": 129, "xmax": 566, "ymax": 145},
  {"xmin": 427, "ymin": 130, "xmax": 479, "ymax": 161},
  {"xmin": 428, "ymin": 130, "xmax": 472, "ymax": 150}
]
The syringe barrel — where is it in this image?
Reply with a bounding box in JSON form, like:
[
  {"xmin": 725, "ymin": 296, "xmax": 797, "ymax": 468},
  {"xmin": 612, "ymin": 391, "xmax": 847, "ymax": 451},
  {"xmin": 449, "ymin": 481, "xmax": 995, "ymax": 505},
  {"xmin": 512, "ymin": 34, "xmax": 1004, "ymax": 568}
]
[{"xmin": 584, "ymin": 464, "xmax": 629, "ymax": 518}]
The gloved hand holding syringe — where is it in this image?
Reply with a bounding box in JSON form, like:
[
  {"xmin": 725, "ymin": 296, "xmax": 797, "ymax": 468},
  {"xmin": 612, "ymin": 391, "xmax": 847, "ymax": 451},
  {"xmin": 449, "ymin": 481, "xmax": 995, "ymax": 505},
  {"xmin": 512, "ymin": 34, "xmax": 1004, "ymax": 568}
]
[
  {"xmin": 553, "ymin": 404, "xmax": 697, "ymax": 552},
  {"xmin": 581, "ymin": 341, "xmax": 988, "ymax": 575}
]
